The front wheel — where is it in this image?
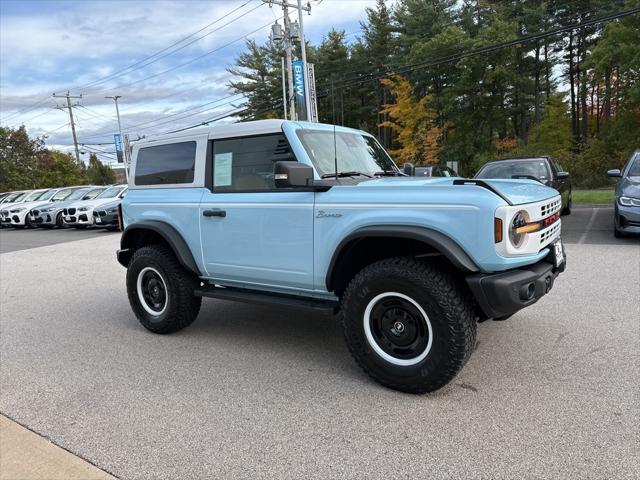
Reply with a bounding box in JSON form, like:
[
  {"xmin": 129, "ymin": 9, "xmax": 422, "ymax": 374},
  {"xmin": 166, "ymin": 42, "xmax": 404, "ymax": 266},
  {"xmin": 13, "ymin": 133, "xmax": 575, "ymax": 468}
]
[
  {"xmin": 340, "ymin": 257, "xmax": 477, "ymax": 394},
  {"xmin": 126, "ymin": 245, "xmax": 202, "ymax": 334}
]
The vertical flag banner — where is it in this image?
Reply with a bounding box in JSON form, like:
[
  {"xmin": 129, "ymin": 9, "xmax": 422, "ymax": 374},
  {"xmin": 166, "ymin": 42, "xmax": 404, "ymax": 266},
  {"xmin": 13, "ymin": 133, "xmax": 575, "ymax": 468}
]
[
  {"xmin": 292, "ymin": 60, "xmax": 307, "ymax": 120},
  {"xmin": 307, "ymin": 63, "xmax": 318, "ymax": 123},
  {"xmin": 114, "ymin": 133, "xmax": 124, "ymax": 163}
]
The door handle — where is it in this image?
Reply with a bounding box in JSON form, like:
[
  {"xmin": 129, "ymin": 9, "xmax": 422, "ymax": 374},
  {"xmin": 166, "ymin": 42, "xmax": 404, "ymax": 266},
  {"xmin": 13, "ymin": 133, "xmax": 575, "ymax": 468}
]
[{"xmin": 203, "ymin": 209, "xmax": 226, "ymax": 218}]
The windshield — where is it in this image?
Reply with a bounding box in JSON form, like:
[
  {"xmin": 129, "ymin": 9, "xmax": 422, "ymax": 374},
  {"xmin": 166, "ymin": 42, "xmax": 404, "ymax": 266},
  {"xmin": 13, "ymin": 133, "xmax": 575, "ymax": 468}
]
[
  {"xmin": 10, "ymin": 192, "xmax": 29, "ymax": 202},
  {"xmin": 626, "ymin": 153, "xmax": 640, "ymax": 177},
  {"xmin": 296, "ymin": 130, "xmax": 397, "ymax": 177},
  {"xmin": 51, "ymin": 189, "xmax": 74, "ymax": 201},
  {"xmin": 476, "ymin": 159, "xmax": 550, "ymax": 181},
  {"xmin": 36, "ymin": 189, "xmax": 57, "ymax": 201},
  {"xmin": 24, "ymin": 190, "xmax": 45, "ymax": 201},
  {"xmin": 3, "ymin": 193, "xmax": 19, "ymax": 202},
  {"xmin": 65, "ymin": 188, "xmax": 90, "ymax": 201},
  {"xmin": 97, "ymin": 186, "xmax": 125, "ymax": 199},
  {"xmin": 84, "ymin": 188, "xmax": 105, "ymax": 200}
]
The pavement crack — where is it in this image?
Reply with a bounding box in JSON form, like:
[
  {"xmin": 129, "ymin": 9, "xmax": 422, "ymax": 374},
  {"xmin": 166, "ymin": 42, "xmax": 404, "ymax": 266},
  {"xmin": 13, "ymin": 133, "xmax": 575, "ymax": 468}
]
[{"xmin": 456, "ymin": 382, "xmax": 478, "ymax": 393}]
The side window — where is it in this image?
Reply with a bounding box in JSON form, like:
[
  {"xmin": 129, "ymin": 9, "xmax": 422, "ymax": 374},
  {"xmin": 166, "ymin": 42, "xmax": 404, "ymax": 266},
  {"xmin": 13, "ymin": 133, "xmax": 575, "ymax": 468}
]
[
  {"xmin": 212, "ymin": 134, "xmax": 294, "ymax": 192},
  {"xmin": 135, "ymin": 141, "xmax": 197, "ymax": 186}
]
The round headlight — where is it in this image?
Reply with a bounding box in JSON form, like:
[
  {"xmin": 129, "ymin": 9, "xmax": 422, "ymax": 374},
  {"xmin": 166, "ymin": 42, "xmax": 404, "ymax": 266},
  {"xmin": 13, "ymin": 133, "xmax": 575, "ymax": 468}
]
[{"xmin": 509, "ymin": 210, "xmax": 529, "ymax": 247}]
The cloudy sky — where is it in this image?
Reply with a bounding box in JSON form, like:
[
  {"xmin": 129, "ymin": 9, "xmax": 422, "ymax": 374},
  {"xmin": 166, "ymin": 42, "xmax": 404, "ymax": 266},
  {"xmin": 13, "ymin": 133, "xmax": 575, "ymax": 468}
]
[{"xmin": 0, "ymin": 0, "xmax": 381, "ymax": 163}]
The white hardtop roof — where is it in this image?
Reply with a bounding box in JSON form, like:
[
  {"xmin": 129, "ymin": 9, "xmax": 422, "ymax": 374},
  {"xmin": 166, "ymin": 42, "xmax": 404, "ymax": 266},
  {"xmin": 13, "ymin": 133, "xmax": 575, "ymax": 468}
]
[{"xmin": 136, "ymin": 119, "xmax": 368, "ymax": 146}]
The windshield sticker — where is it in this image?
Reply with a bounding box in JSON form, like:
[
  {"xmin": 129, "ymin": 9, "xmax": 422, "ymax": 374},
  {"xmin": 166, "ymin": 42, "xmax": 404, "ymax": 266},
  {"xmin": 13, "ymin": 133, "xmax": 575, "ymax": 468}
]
[{"xmin": 214, "ymin": 152, "xmax": 233, "ymax": 187}]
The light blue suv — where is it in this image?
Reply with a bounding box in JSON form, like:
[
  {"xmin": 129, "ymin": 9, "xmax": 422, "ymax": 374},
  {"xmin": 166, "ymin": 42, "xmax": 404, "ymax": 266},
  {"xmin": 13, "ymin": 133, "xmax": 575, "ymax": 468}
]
[{"xmin": 118, "ymin": 120, "xmax": 566, "ymax": 393}]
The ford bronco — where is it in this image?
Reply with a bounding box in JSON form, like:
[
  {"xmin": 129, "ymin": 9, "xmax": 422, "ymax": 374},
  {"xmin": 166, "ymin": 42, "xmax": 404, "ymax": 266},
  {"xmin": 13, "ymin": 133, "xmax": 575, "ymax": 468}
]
[{"xmin": 117, "ymin": 119, "xmax": 566, "ymax": 393}]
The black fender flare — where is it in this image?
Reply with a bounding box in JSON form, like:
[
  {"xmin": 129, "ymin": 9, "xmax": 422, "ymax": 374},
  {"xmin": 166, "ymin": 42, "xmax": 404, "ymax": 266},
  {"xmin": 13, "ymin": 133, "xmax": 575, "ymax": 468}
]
[
  {"xmin": 118, "ymin": 220, "xmax": 200, "ymax": 275},
  {"xmin": 325, "ymin": 225, "xmax": 479, "ymax": 291}
]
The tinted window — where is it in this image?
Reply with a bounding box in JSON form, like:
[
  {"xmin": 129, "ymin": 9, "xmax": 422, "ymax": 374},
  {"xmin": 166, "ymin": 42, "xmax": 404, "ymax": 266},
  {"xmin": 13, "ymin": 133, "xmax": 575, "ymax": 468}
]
[
  {"xmin": 212, "ymin": 134, "xmax": 294, "ymax": 192},
  {"xmin": 477, "ymin": 160, "xmax": 550, "ymax": 181},
  {"xmin": 626, "ymin": 152, "xmax": 640, "ymax": 177},
  {"xmin": 135, "ymin": 141, "xmax": 196, "ymax": 185}
]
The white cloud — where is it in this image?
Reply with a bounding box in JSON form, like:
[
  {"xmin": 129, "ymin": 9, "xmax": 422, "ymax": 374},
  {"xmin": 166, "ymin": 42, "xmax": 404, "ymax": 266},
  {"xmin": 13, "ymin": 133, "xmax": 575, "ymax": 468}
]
[{"xmin": 1, "ymin": 0, "xmax": 382, "ymax": 143}]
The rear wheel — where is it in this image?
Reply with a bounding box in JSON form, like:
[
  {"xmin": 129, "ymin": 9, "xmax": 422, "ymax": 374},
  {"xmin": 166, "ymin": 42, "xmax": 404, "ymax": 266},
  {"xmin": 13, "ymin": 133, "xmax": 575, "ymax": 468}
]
[
  {"xmin": 340, "ymin": 257, "xmax": 477, "ymax": 394},
  {"xmin": 126, "ymin": 245, "xmax": 202, "ymax": 334}
]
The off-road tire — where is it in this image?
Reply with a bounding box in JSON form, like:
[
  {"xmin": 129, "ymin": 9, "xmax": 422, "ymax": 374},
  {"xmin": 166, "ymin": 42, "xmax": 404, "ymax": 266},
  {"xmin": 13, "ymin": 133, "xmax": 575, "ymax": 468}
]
[
  {"xmin": 126, "ymin": 245, "xmax": 202, "ymax": 334},
  {"xmin": 340, "ymin": 257, "xmax": 477, "ymax": 394}
]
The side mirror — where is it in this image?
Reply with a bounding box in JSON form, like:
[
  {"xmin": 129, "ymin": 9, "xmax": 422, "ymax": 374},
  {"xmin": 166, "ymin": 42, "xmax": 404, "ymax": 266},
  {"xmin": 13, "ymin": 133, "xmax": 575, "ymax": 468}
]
[
  {"xmin": 274, "ymin": 161, "xmax": 314, "ymax": 188},
  {"xmin": 556, "ymin": 171, "xmax": 570, "ymax": 180},
  {"xmin": 607, "ymin": 169, "xmax": 621, "ymax": 178},
  {"xmin": 403, "ymin": 162, "xmax": 415, "ymax": 176}
]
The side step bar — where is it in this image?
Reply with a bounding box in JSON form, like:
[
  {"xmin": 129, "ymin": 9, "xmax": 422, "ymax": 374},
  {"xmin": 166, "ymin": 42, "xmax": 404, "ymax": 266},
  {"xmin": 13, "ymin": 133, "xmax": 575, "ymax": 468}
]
[{"xmin": 194, "ymin": 285, "xmax": 338, "ymax": 314}]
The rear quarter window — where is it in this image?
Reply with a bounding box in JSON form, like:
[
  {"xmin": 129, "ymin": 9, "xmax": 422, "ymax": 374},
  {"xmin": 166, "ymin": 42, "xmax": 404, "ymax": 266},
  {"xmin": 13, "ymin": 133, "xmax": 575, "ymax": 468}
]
[{"xmin": 135, "ymin": 141, "xmax": 197, "ymax": 185}]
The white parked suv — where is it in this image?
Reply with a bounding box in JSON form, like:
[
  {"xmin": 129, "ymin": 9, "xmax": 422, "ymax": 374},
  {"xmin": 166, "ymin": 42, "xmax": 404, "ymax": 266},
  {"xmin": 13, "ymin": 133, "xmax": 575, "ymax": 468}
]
[
  {"xmin": 8, "ymin": 187, "xmax": 82, "ymax": 228},
  {"xmin": 63, "ymin": 185, "xmax": 128, "ymax": 228},
  {"xmin": 0, "ymin": 189, "xmax": 48, "ymax": 228}
]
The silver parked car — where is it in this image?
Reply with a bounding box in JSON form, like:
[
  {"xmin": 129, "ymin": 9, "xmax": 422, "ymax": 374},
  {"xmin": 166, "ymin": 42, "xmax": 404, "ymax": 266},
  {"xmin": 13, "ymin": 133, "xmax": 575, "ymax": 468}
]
[
  {"xmin": 608, "ymin": 149, "xmax": 640, "ymax": 237},
  {"xmin": 63, "ymin": 185, "xmax": 127, "ymax": 228},
  {"xmin": 31, "ymin": 187, "xmax": 105, "ymax": 228}
]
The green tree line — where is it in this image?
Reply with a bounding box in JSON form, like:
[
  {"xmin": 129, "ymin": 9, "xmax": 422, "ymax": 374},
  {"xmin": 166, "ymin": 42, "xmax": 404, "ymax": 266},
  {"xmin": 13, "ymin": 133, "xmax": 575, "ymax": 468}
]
[
  {"xmin": 0, "ymin": 126, "xmax": 116, "ymax": 192},
  {"xmin": 229, "ymin": 0, "xmax": 640, "ymax": 186}
]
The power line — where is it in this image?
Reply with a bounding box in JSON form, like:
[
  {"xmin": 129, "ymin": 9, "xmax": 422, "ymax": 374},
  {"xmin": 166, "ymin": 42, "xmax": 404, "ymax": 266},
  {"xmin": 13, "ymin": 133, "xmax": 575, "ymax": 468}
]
[
  {"xmin": 100, "ymin": 17, "xmax": 281, "ymax": 94},
  {"xmin": 1, "ymin": 96, "xmax": 52, "ymax": 123},
  {"xmin": 79, "ymin": 1, "xmax": 262, "ymax": 92},
  {"xmin": 324, "ymin": 7, "xmax": 640, "ymax": 93},
  {"xmin": 76, "ymin": 93, "xmax": 245, "ymax": 142},
  {"xmin": 3, "ymin": 1, "xmax": 259, "ymax": 124},
  {"xmin": 39, "ymin": 122, "xmax": 71, "ymax": 137}
]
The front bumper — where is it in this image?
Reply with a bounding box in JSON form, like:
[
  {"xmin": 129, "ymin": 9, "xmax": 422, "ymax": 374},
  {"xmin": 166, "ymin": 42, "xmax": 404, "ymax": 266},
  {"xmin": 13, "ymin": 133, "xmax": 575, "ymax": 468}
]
[
  {"xmin": 93, "ymin": 211, "xmax": 118, "ymax": 227},
  {"xmin": 466, "ymin": 249, "xmax": 566, "ymax": 319},
  {"xmin": 616, "ymin": 204, "xmax": 640, "ymax": 234},
  {"xmin": 63, "ymin": 211, "xmax": 94, "ymax": 226}
]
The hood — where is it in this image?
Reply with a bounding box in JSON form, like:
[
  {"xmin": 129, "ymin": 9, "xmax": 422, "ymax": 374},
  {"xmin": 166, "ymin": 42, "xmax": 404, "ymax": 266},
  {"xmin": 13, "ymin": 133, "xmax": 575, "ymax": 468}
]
[
  {"xmin": 95, "ymin": 199, "xmax": 121, "ymax": 211},
  {"xmin": 2, "ymin": 200, "xmax": 46, "ymax": 211},
  {"xmin": 356, "ymin": 177, "xmax": 559, "ymax": 205},
  {"xmin": 17, "ymin": 200, "xmax": 54, "ymax": 211},
  {"xmin": 620, "ymin": 176, "xmax": 640, "ymax": 198},
  {"xmin": 68, "ymin": 197, "xmax": 120, "ymax": 209}
]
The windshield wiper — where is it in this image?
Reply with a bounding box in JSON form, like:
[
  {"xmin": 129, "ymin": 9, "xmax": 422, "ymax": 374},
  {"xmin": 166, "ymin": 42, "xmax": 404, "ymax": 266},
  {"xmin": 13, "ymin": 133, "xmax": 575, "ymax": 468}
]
[
  {"xmin": 321, "ymin": 171, "xmax": 373, "ymax": 179},
  {"xmin": 373, "ymin": 170, "xmax": 403, "ymax": 177}
]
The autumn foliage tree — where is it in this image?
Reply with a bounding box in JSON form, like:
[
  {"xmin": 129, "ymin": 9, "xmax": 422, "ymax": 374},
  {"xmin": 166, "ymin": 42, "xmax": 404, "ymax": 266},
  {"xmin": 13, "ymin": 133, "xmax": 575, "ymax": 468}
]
[{"xmin": 380, "ymin": 76, "xmax": 440, "ymax": 165}]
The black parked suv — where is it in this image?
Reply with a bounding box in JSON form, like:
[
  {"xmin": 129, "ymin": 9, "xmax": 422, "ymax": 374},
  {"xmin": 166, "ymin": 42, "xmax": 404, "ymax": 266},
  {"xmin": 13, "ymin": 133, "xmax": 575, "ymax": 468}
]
[{"xmin": 475, "ymin": 156, "xmax": 572, "ymax": 215}]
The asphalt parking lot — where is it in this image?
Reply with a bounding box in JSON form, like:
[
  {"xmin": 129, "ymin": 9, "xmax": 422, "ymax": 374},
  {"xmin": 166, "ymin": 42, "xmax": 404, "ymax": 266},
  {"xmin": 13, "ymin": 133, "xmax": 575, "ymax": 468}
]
[{"xmin": 0, "ymin": 206, "xmax": 638, "ymax": 479}]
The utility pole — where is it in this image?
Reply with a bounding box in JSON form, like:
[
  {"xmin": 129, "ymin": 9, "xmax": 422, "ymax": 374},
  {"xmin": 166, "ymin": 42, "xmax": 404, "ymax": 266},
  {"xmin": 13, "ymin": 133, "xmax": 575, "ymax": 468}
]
[
  {"xmin": 296, "ymin": 0, "xmax": 311, "ymax": 121},
  {"xmin": 282, "ymin": 10, "xmax": 295, "ymax": 120},
  {"xmin": 265, "ymin": 0, "xmax": 311, "ymax": 120},
  {"xmin": 53, "ymin": 91, "xmax": 82, "ymax": 163},
  {"xmin": 105, "ymin": 95, "xmax": 129, "ymax": 182},
  {"xmin": 280, "ymin": 57, "xmax": 288, "ymax": 120}
]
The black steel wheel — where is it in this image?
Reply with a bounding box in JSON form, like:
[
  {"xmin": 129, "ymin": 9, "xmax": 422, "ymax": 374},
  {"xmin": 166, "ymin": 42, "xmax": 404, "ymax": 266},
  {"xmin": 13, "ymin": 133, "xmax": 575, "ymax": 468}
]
[
  {"xmin": 126, "ymin": 245, "xmax": 202, "ymax": 334},
  {"xmin": 341, "ymin": 257, "xmax": 477, "ymax": 394}
]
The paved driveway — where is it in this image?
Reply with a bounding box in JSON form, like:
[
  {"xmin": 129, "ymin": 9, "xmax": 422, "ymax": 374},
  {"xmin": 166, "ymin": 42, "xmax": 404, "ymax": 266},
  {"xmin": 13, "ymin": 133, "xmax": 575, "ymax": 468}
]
[{"xmin": 0, "ymin": 210, "xmax": 638, "ymax": 479}]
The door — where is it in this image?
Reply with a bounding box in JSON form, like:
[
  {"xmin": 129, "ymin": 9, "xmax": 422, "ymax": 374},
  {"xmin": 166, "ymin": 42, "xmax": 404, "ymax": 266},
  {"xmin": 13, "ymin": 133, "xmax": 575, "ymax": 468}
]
[{"xmin": 199, "ymin": 133, "xmax": 315, "ymax": 293}]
